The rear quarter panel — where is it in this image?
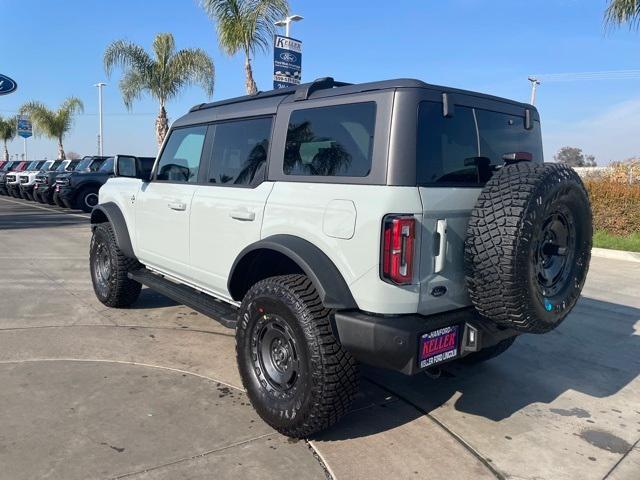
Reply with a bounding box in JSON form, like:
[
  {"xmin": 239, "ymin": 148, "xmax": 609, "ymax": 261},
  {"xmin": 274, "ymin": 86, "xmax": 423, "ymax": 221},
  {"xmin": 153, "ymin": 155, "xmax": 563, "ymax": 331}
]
[{"xmin": 262, "ymin": 183, "xmax": 424, "ymax": 314}]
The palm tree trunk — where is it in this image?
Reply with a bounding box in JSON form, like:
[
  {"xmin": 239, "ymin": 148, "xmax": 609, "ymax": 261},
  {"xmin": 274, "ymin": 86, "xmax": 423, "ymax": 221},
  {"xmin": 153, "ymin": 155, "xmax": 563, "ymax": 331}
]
[
  {"xmin": 244, "ymin": 55, "xmax": 258, "ymax": 95},
  {"xmin": 2, "ymin": 141, "xmax": 8, "ymax": 162},
  {"xmin": 57, "ymin": 139, "xmax": 66, "ymax": 160},
  {"xmin": 156, "ymin": 105, "xmax": 169, "ymax": 149}
]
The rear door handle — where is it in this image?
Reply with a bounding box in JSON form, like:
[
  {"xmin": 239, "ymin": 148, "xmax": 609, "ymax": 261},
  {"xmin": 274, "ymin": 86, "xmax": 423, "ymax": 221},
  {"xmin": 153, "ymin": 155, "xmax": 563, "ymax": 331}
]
[
  {"xmin": 434, "ymin": 219, "xmax": 448, "ymax": 274},
  {"xmin": 168, "ymin": 201, "xmax": 187, "ymax": 211},
  {"xmin": 229, "ymin": 209, "xmax": 256, "ymax": 221}
]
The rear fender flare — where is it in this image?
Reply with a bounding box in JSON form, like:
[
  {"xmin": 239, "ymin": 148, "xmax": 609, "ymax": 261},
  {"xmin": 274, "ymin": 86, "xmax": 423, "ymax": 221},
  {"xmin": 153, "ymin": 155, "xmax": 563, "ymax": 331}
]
[{"xmin": 228, "ymin": 234, "xmax": 358, "ymax": 310}]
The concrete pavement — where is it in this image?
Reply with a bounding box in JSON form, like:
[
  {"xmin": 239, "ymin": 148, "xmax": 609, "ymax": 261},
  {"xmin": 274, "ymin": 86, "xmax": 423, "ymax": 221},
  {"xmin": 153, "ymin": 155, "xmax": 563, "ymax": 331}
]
[{"xmin": 0, "ymin": 195, "xmax": 638, "ymax": 480}]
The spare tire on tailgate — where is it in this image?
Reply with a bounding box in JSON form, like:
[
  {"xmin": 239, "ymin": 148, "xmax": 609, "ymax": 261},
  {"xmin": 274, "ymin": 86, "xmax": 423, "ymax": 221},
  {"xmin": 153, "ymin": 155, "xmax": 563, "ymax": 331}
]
[{"xmin": 464, "ymin": 162, "xmax": 592, "ymax": 334}]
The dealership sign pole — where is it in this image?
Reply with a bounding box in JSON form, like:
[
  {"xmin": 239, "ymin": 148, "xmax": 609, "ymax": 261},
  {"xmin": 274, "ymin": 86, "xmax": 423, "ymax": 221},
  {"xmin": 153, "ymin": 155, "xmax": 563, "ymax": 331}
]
[
  {"xmin": 273, "ymin": 35, "xmax": 302, "ymax": 89},
  {"xmin": 17, "ymin": 116, "xmax": 32, "ymax": 162}
]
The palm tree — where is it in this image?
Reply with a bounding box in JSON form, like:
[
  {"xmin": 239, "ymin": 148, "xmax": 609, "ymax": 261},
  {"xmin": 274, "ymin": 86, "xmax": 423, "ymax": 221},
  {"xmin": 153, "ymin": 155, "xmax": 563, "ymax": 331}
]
[
  {"xmin": 200, "ymin": 0, "xmax": 289, "ymax": 95},
  {"xmin": 605, "ymin": 0, "xmax": 640, "ymax": 29},
  {"xmin": 0, "ymin": 115, "xmax": 17, "ymax": 162},
  {"xmin": 19, "ymin": 98, "xmax": 84, "ymax": 160},
  {"xmin": 104, "ymin": 33, "xmax": 215, "ymax": 147}
]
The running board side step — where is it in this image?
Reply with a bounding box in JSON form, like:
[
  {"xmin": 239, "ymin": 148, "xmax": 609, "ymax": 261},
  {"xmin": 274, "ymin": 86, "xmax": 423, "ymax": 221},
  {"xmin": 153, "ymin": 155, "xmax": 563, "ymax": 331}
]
[{"xmin": 128, "ymin": 268, "xmax": 238, "ymax": 329}]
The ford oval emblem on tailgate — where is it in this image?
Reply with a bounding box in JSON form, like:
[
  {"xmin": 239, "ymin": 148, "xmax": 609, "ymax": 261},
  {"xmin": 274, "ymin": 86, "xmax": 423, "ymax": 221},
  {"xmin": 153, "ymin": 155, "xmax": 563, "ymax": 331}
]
[{"xmin": 431, "ymin": 286, "xmax": 447, "ymax": 297}]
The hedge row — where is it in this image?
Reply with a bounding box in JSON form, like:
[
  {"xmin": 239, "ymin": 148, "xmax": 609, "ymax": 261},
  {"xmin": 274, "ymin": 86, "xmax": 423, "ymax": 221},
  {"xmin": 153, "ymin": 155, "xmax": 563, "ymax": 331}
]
[{"xmin": 583, "ymin": 178, "xmax": 640, "ymax": 237}]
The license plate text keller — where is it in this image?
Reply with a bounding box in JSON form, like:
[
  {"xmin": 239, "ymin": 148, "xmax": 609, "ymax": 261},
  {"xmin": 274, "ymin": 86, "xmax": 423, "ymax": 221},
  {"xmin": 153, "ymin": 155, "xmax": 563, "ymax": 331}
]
[{"xmin": 419, "ymin": 325, "xmax": 459, "ymax": 368}]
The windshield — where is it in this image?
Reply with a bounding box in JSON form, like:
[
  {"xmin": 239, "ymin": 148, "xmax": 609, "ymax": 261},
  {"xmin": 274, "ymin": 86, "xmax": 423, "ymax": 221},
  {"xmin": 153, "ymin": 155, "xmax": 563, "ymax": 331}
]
[
  {"xmin": 98, "ymin": 157, "xmax": 114, "ymax": 173},
  {"xmin": 56, "ymin": 161, "xmax": 69, "ymax": 172},
  {"xmin": 48, "ymin": 160, "xmax": 62, "ymax": 171},
  {"xmin": 74, "ymin": 158, "xmax": 93, "ymax": 171},
  {"xmin": 26, "ymin": 161, "xmax": 39, "ymax": 170}
]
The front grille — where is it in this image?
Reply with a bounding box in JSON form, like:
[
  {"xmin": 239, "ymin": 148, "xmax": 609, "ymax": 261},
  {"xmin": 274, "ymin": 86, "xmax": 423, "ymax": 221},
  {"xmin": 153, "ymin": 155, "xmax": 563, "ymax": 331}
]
[
  {"xmin": 6, "ymin": 175, "xmax": 16, "ymax": 182},
  {"xmin": 35, "ymin": 176, "xmax": 47, "ymax": 184},
  {"xmin": 56, "ymin": 178, "xmax": 69, "ymax": 186},
  {"xmin": 20, "ymin": 176, "xmax": 29, "ymax": 184}
]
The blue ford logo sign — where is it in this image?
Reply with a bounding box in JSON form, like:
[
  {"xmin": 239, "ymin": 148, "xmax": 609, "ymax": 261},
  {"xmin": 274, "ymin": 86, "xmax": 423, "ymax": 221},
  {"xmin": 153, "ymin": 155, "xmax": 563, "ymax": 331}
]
[
  {"xmin": 0, "ymin": 74, "xmax": 17, "ymax": 96},
  {"xmin": 280, "ymin": 52, "xmax": 297, "ymax": 63}
]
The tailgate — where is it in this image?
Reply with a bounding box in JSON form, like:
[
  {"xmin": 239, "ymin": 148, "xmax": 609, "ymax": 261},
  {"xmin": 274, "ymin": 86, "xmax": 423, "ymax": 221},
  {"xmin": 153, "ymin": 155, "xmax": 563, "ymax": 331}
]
[{"xmin": 417, "ymin": 187, "xmax": 481, "ymax": 316}]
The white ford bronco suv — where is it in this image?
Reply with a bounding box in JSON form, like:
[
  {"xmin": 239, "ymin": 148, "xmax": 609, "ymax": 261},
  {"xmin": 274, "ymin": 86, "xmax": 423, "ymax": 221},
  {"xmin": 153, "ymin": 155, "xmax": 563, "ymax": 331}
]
[{"xmin": 90, "ymin": 77, "xmax": 592, "ymax": 437}]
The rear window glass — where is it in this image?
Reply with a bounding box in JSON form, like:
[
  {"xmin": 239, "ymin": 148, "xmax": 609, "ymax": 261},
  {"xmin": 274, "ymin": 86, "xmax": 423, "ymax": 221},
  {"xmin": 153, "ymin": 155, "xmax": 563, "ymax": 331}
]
[
  {"xmin": 417, "ymin": 101, "xmax": 543, "ymax": 187},
  {"xmin": 284, "ymin": 102, "xmax": 375, "ymax": 177}
]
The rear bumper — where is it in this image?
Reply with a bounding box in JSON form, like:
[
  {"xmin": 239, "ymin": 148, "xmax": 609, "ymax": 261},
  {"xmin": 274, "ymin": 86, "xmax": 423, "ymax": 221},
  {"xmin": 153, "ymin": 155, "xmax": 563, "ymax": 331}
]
[{"xmin": 333, "ymin": 308, "xmax": 517, "ymax": 375}]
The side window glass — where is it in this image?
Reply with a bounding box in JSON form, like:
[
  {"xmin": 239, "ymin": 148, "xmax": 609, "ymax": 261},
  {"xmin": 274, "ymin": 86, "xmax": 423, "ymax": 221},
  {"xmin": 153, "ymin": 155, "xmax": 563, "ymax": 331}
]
[
  {"xmin": 207, "ymin": 118, "xmax": 272, "ymax": 185},
  {"xmin": 156, "ymin": 126, "xmax": 207, "ymax": 183},
  {"xmin": 284, "ymin": 102, "xmax": 376, "ymax": 177}
]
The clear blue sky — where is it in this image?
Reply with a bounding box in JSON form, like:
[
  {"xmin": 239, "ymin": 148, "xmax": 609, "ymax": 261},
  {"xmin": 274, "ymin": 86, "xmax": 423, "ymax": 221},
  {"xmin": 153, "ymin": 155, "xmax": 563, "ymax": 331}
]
[{"xmin": 1, "ymin": 0, "xmax": 638, "ymax": 163}]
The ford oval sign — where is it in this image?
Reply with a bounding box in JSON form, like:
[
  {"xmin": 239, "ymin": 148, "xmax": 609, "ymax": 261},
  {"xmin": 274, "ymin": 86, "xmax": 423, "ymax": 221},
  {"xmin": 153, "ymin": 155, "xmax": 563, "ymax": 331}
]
[
  {"xmin": 279, "ymin": 52, "xmax": 297, "ymax": 63},
  {"xmin": 0, "ymin": 74, "xmax": 17, "ymax": 96}
]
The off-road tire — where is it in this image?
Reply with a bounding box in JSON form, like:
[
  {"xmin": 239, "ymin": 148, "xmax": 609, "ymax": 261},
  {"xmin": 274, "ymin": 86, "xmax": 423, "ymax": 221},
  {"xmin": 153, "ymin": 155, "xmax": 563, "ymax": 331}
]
[
  {"xmin": 76, "ymin": 186, "xmax": 100, "ymax": 213},
  {"xmin": 53, "ymin": 192, "xmax": 65, "ymax": 207},
  {"xmin": 458, "ymin": 336, "xmax": 517, "ymax": 365},
  {"xmin": 90, "ymin": 223, "xmax": 142, "ymax": 307},
  {"xmin": 236, "ymin": 274, "xmax": 358, "ymax": 438},
  {"xmin": 32, "ymin": 190, "xmax": 41, "ymax": 202},
  {"xmin": 465, "ymin": 162, "xmax": 592, "ymax": 334}
]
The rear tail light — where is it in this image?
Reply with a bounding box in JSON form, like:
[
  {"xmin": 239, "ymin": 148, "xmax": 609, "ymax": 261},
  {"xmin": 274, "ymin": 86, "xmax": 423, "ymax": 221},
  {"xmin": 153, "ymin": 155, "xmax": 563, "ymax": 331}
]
[{"xmin": 381, "ymin": 215, "xmax": 416, "ymax": 285}]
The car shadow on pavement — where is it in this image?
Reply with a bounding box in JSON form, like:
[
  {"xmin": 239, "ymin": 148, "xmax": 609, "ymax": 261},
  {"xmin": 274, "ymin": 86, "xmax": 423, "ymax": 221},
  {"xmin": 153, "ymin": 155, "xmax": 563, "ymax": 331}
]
[
  {"xmin": 0, "ymin": 211, "xmax": 88, "ymax": 230},
  {"xmin": 319, "ymin": 296, "xmax": 640, "ymax": 440},
  {"xmin": 127, "ymin": 288, "xmax": 180, "ymax": 309}
]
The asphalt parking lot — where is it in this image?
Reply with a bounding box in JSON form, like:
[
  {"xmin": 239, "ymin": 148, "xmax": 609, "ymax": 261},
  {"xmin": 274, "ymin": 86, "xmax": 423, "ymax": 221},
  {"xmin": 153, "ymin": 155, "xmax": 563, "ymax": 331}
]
[{"xmin": 0, "ymin": 195, "xmax": 638, "ymax": 480}]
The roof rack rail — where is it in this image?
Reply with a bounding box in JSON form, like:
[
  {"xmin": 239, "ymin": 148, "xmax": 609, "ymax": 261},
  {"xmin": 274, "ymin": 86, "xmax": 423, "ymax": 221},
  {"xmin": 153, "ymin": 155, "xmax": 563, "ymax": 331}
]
[{"xmin": 294, "ymin": 77, "xmax": 352, "ymax": 101}]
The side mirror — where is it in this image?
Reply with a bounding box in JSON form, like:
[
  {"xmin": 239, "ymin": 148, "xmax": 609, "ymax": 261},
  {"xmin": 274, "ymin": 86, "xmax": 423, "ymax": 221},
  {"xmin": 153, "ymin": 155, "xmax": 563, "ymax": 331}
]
[{"xmin": 115, "ymin": 155, "xmax": 141, "ymax": 179}]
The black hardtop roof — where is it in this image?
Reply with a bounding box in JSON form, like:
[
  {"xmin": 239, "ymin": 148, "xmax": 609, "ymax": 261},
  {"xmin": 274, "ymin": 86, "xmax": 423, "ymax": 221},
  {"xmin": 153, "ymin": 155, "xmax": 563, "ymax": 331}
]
[{"xmin": 176, "ymin": 77, "xmax": 535, "ymax": 127}]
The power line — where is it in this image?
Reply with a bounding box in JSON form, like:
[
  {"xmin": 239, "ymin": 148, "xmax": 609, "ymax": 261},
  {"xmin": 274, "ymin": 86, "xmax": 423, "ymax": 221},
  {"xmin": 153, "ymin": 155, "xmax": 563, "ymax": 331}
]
[
  {"xmin": 531, "ymin": 69, "xmax": 640, "ymax": 82},
  {"xmin": 0, "ymin": 110, "xmax": 156, "ymax": 116}
]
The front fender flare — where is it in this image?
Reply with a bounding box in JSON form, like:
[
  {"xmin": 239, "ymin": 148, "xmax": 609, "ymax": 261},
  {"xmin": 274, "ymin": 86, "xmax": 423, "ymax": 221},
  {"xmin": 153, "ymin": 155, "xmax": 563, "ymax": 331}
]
[
  {"xmin": 90, "ymin": 202, "xmax": 135, "ymax": 259},
  {"xmin": 229, "ymin": 234, "xmax": 358, "ymax": 310}
]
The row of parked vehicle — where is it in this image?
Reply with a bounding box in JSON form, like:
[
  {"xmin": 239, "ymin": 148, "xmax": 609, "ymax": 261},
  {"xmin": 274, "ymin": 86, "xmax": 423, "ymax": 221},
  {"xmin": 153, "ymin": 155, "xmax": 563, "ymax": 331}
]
[{"xmin": 0, "ymin": 156, "xmax": 115, "ymax": 212}]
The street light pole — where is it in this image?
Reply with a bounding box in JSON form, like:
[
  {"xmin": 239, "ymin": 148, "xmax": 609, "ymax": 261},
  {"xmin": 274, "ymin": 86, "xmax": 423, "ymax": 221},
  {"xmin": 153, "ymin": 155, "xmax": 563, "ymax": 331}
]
[
  {"xmin": 275, "ymin": 14, "xmax": 304, "ymax": 38},
  {"xmin": 94, "ymin": 82, "xmax": 107, "ymax": 156},
  {"xmin": 528, "ymin": 76, "xmax": 541, "ymax": 105}
]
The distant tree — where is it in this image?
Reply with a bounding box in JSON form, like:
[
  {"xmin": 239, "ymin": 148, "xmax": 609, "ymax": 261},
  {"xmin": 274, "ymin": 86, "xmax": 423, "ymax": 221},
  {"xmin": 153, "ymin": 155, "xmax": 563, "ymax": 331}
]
[
  {"xmin": 605, "ymin": 0, "xmax": 640, "ymax": 29},
  {"xmin": 104, "ymin": 33, "xmax": 215, "ymax": 147},
  {"xmin": 66, "ymin": 151, "xmax": 81, "ymax": 160},
  {"xmin": 19, "ymin": 98, "xmax": 84, "ymax": 160},
  {"xmin": 200, "ymin": 0, "xmax": 289, "ymax": 94},
  {"xmin": 554, "ymin": 147, "xmax": 597, "ymax": 167},
  {"xmin": 555, "ymin": 146, "xmax": 585, "ymax": 166},
  {"xmin": 0, "ymin": 114, "xmax": 17, "ymax": 162}
]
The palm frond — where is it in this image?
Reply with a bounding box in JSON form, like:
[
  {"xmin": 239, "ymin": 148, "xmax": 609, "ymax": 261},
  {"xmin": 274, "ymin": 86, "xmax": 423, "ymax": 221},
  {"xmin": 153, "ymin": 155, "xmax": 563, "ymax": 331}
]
[
  {"xmin": 19, "ymin": 98, "xmax": 83, "ymax": 142},
  {"xmin": 119, "ymin": 70, "xmax": 148, "ymax": 109},
  {"xmin": 169, "ymin": 48, "xmax": 215, "ymax": 99},
  {"xmin": 200, "ymin": 0, "xmax": 289, "ymax": 56},
  {"xmin": 104, "ymin": 33, "xmax": 215, "ymax": 109},
  {"xmin": 104, "ymin": 39, "xmax": 153, "ymax": 77},
  {"xmin": 605, "ymin": 0, "xmax": 640, "ymax": 29},
  {"xmin": 0, "ymin": 115, "xmax": 18, "ymax": 142},
  {"xmin": 152, "ymin": 32, "xmax": 176, "ymax": 69}
]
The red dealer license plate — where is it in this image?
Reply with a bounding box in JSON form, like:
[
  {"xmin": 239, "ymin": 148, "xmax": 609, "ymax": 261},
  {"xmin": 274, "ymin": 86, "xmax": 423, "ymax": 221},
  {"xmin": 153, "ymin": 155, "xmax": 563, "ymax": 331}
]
[{"xmin": 419, "ymin": 325, "xmax": 460, "ymax": 368}]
